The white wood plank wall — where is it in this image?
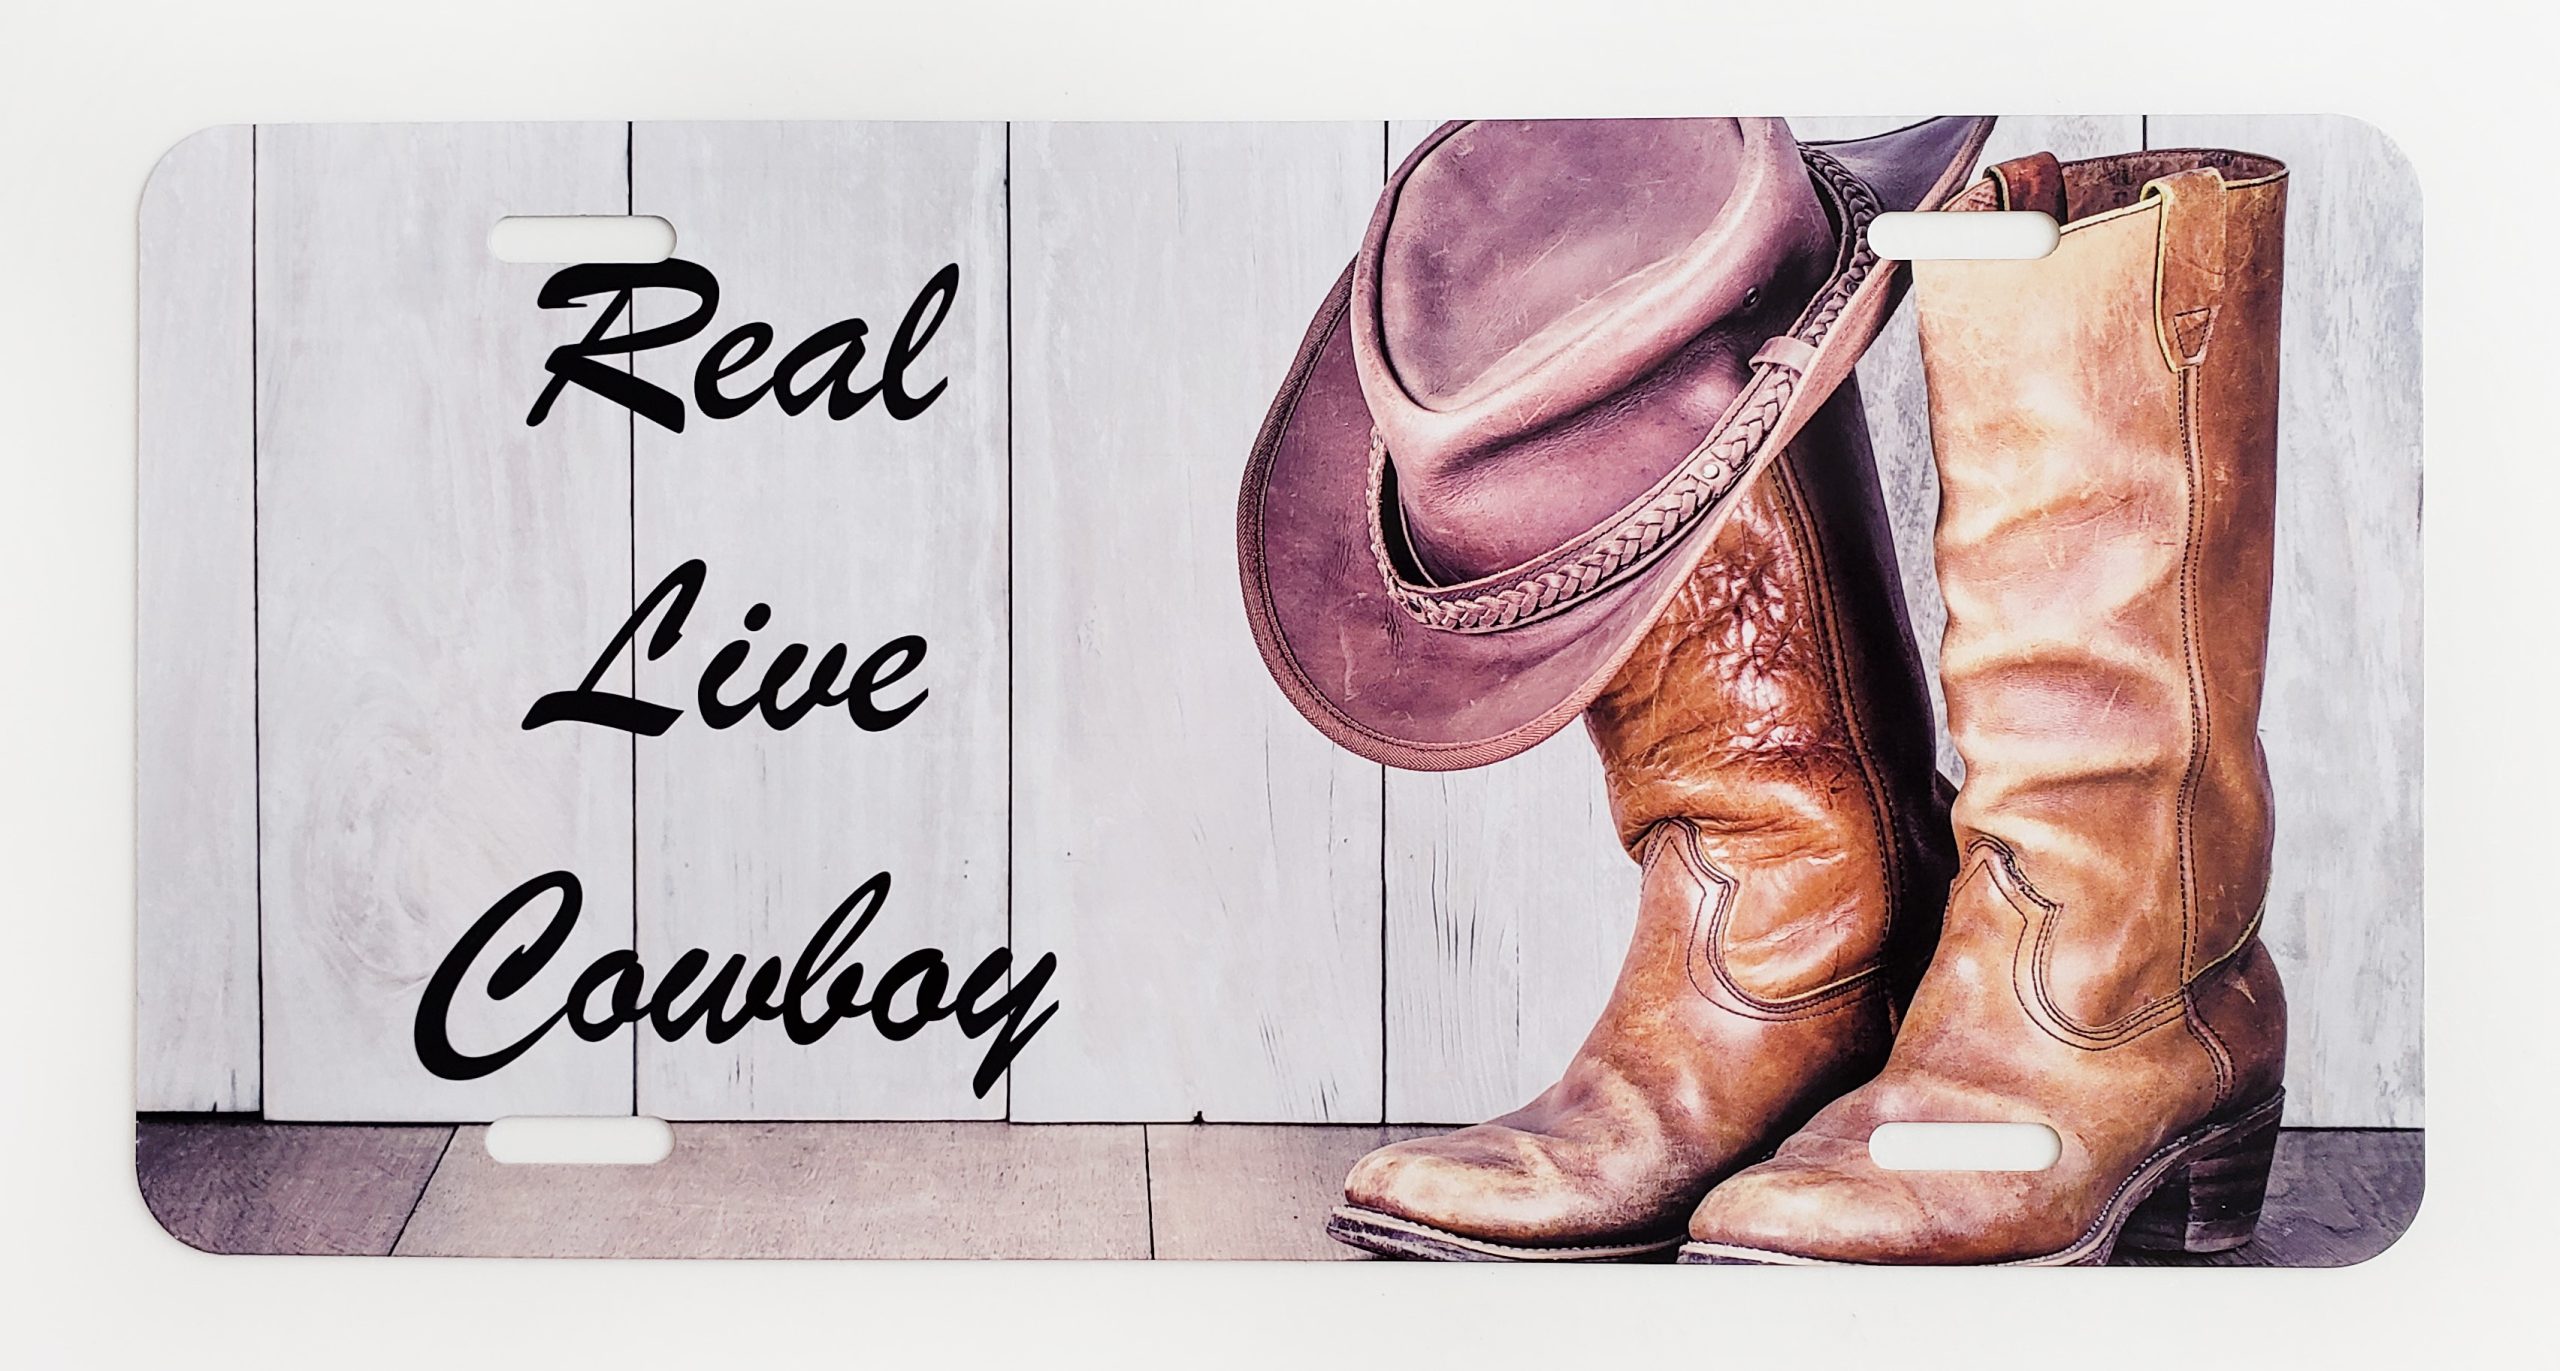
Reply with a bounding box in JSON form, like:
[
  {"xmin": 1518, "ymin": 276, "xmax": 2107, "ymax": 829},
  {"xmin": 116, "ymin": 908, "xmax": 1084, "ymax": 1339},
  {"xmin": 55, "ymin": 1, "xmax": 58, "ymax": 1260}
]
[
  {"xmin": 628, "ymin": 122, "xmax": 1012, "ymax": 1120},
  {"xmin": 253, "ymin": 124, "xmax": 637, "ymax": 1120},
  {"xmin": 137, "ymin": 127, "xmax": 259, "ymax": 1111},
  {"xmin": 1008, "ymin": 123, "xmax": 1386, "ymax": 1122},
  {"xmin": 137, "ymin": 117, "xmax": 2421, "ymax": 1127}
]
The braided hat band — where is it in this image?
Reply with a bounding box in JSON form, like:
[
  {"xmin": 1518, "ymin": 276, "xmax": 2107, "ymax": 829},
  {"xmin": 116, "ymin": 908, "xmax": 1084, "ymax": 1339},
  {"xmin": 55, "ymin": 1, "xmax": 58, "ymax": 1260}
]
[{"xmin": 1366, "ymin": 144, "xmax": 1880, "ymax": 636}]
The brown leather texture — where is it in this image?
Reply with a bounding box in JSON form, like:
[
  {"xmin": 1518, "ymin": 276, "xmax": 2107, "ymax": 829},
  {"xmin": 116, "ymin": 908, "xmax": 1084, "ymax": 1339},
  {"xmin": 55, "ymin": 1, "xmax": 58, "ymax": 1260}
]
[
  {"xmin": 1341, "ymin": 380, "xmax": 1953, "ymax": 1250},
  {"xmin": 1237, "ymin": 118, "xmax": 1998, "ymax": 771},
  {"xmin": 1367, "ymin": 119, "xmax": 1834, "ymax": 586},
  {"xmin": 1689, "ymin": 149, "xmax": 2291, "ymax": 1264}
]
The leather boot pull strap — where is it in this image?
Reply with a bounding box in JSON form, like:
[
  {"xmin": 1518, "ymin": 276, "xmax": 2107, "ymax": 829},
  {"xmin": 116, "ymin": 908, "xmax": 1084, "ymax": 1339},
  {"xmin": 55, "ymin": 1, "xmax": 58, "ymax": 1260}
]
[
  {"xmin": 2143, "ymin": 166, "xmax": 2229, "ymax": 372},
  {"xmin": 1987, "ymin": 152, "xmax": 2065, "ymax": 218}
]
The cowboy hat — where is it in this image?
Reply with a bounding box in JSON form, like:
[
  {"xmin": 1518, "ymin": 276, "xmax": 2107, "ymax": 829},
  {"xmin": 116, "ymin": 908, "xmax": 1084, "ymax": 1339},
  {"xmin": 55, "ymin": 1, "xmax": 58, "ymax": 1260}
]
[{"xmin": 1238, "ymin": 116, "xmax": 1995, "ymax": 770}]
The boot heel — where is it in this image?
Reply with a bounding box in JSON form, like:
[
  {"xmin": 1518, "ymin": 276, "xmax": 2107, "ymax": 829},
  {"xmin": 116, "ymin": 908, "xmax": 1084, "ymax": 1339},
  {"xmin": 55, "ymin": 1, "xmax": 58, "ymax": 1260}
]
[{"xmin": 2118, "ymin": 1099, "xmax": 2281, "ymax": 1255}]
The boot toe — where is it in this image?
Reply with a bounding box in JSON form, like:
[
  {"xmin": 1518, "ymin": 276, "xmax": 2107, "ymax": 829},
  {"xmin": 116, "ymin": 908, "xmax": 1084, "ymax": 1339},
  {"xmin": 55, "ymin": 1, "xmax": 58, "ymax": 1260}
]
[
  {"xmin": 1688, "ymin": 1161, "xmax": 1937, "ymax": 1264},
  {"xmin": 1342, "ymin": 1125, "xmax": 1646, "ymax": 1248}
]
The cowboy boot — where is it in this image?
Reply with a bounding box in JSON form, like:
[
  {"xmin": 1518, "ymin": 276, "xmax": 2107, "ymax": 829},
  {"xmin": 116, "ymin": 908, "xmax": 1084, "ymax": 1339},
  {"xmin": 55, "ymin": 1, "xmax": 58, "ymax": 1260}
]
[
  {"xmin": 1325, "ymin": 381, "xmax": 1956, "ymax": 1261},
  {"xmin": 1685, "ymin": 149, "xmax": 2291, "ymax": 1265}
]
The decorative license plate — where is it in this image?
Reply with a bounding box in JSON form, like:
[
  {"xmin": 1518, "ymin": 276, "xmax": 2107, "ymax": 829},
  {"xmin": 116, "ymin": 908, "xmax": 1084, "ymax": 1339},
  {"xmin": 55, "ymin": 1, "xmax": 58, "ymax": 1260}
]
[{"xmin": 135, "ymin": 115, "xmax": 2420, "ymax": 1264}]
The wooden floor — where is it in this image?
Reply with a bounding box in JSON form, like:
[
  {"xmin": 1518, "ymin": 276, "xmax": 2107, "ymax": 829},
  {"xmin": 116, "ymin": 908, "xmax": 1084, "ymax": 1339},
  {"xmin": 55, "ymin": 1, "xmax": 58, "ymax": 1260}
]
[{"xmin": 136, "ymin": 1119, "xmax": 2419, "ymax": 1264}]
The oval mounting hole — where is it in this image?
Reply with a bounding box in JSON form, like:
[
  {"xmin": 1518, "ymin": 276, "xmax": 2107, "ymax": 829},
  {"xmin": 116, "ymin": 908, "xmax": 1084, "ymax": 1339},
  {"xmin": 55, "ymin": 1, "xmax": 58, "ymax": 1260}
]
[
  {"xmin": 1868, "ymin": 1121, "xmax": 2061, "ymax": 1172},
  {"xmin": 1869, "ymin": 210, "xmax": 2059, "ymax": 261},
  {"xmin": 488, "ymin": 215, "xmax": 676, "ymax": 264},
  {"xmin": 485, "ymin": 1115, "xmax": 674, "ymax": 1166}
]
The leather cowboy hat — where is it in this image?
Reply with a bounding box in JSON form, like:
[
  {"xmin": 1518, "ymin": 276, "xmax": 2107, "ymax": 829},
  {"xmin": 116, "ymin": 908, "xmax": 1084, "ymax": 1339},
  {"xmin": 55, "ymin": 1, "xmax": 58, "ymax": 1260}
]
[{"xmin": 1238, "ymin": 116, "xmax": 1996, "ymax": 770}]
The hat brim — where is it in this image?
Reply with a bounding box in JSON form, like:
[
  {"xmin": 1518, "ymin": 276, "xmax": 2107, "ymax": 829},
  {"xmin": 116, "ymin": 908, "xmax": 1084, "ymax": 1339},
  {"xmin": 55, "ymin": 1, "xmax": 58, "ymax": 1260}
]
[{"xmin": 1238, "ymin": 116, "xmax": 1995, "ymax": 771}]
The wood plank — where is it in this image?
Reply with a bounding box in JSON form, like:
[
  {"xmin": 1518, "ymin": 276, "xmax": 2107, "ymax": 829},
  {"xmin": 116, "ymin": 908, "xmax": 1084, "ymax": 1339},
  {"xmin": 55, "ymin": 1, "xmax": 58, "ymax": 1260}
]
[
  {"xmin": 394, "ymin": 1121, "xmax": 1149, "ymax": 1257},
  {"xmin": 137, "ymin": 126, "xmax": 260, "ymax": 1112},
  {"xmin": 136, "ymin": 1119, "xmax": 453, "ymax": 1254},
  {"xmin": 2148, "ymin": 115, "xmax": 2424, "ymax": 1128},
  {"xmin": 2114, "ymin": 1129, "xmax": 2422, "ymax": 1267},
  {"xmin": 1387, "ymin": 119, "xmax": 1438, "ymax": 167},
  {"xmin": 1008, "ymin": 123, "xmax": 1386, "ymax": 1122},
  {"xmin": 256, "ymin": 123, "xmax": 635, "ymax": 1120},
  {"xmin": 1146, "ymin": 1123, "xmax": 1439, "ymax": 1259},
  {"xmin": 1385, "ymin": 735, "xmax": 1639, "ymax": 1123},
  {"xmin": 627, "ymin": 122, "xmax": 1010, "ymax": 1120}
]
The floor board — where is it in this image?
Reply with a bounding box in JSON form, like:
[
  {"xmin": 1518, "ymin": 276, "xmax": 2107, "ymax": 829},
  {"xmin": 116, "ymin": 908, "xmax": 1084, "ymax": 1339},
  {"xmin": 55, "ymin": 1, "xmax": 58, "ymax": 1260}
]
[
  {"xmin": 1146, "ymin": 1124, "xmax": 1442, "ymax": 1260},
  {"xmin": 135, "ymin": 1118, "xmax": 2418, "ymax": 1264},
  {"xmin": 135, "ymin": 1117, "xmax": 454, "ymax": 1255},
  {"xmin": 393, "ymin": 1121, "xmax": 1150, "ymax": 1259}
]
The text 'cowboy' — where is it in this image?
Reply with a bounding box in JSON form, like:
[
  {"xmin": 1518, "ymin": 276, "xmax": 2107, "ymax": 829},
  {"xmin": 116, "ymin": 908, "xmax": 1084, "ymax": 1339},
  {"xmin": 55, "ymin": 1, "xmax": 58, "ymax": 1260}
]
[{"xmin": 416, "ymin": 870, "xmax": 1058, "ymax": 1099}]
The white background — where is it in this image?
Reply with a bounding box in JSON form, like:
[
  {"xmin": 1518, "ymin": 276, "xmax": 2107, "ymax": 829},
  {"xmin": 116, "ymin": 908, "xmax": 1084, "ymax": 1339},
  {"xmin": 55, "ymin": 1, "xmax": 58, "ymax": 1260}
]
[{"xmin": 1, "ymin": 0, "xmax": 2543, "ymax": 1364}]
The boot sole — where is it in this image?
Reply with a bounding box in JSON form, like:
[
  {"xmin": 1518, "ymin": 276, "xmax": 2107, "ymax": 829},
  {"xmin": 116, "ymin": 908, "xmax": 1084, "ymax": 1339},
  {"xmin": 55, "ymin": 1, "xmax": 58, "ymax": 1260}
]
[
  {"xmin": 1677, "ymin": 1091, "xmax": 2285, "ymax": 1267},
  {"xmin": 1324, "ymin": 1206, "xmax": 1683, "ymax": 1262}
]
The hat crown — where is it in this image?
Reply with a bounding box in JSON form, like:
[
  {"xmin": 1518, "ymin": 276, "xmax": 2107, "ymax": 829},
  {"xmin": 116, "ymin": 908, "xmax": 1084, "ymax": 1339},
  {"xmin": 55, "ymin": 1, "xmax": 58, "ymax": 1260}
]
[{"xmin": 1353, "ymin": 118, "xmax": 1836, "ymax": 585}]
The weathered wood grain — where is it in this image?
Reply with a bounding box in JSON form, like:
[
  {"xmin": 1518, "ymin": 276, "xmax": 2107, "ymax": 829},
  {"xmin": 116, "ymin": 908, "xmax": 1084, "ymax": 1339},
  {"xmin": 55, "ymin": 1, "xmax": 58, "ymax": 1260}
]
[
  {"xmin": 2114, "ymin": 1129, "xmax": 2423, "ymax": 1267},
  {"xmin": 627, "ymin": 122, "xmax": 1010, "ymax": 1120},
  {"xmin": 136, "ymin": 1118, "xmax": 453, "ymax": 1254},
  {"xmin": 2149, "ymin": 115, "xmax": 2424, "ymax": 1128},
  {"xmin": 137, "ymin": 126, "xmax": 260, "ymax": 1112},
  {"xmin": 255, "ymin": 123, "xmax": 635, "ymax": 1120},
  {"xmin": 1008, "ymin": 123, "xmax": 1385, "ymax": 1122},
  {"xmin": 1387, "ymin": 119, "xmax": 1438, "ymax": 167},
  {"xmin": 1146, "ymin": 1122, "xmax": 1439, "ymax": 1259},
  {"xmin": 1384, "ymin": 734, "xmax": 1639, "ymax": 1123},
  {"xmin": 394, "ymin": 1122, "xmax": 1150, "ymax": 1257}
]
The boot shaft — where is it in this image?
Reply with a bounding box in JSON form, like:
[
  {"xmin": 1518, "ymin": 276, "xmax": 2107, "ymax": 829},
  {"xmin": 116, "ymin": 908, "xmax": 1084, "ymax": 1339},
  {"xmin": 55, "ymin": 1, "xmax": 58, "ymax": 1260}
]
[
  {"xmin": 1582, "ymin": 379, "xmax": 1951, "ymax": 1004},
  {"xmin": 1680, "ymin": 150, "xmax": 2295, "ymax": 1268},
  {"xmin": 1914, "ymin": 152, "xmax": 2286, "ymax": 1024}
]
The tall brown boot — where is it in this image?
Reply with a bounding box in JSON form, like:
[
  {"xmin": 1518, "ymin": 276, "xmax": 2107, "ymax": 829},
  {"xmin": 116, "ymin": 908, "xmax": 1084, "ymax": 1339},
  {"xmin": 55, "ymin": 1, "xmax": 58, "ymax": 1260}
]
[
  {"xmin": 1325, "ymin": 382, "xmax": 1955, "ymax": 1261},
  {"xmin": 1686, "ymin": 150, "xmax": 2291, "ymax": 1265}
]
